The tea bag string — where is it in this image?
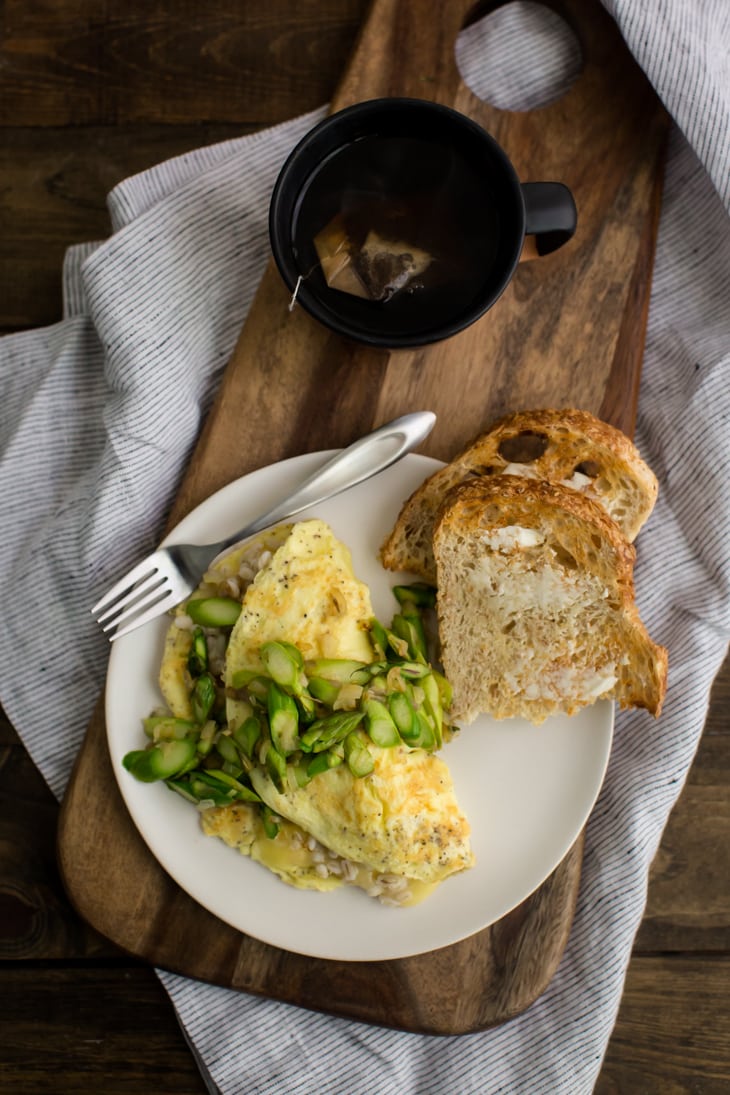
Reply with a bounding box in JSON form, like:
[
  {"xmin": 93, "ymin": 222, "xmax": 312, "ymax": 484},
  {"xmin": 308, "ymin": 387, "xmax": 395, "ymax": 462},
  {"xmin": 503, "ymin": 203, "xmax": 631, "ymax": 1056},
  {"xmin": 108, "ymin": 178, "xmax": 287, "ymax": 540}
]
[{"xmin": 287, "ymin": 262, "xmax": 319, "ymax": 312}]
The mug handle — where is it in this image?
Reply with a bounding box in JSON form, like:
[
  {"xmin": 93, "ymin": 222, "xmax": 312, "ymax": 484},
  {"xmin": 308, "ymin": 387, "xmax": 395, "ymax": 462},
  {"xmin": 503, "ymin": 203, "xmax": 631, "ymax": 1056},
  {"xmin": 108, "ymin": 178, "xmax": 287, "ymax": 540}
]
[{"xmin": 521, "ymin": 182, "xmax": 578, "ymax": 256}]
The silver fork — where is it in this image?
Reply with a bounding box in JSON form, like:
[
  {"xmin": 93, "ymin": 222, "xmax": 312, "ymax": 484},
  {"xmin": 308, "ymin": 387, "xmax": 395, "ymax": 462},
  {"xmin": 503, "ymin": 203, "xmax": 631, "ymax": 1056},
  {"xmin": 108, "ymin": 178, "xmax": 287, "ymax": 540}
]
[{"xmin": 91, "ymin": 411, "xmax": 436, "ymax": 641}]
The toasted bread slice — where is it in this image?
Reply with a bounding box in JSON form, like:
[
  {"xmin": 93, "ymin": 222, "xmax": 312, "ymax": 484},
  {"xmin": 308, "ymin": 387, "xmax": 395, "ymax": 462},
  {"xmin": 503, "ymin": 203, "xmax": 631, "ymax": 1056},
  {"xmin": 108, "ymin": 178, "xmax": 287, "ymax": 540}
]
[
  {"xmin": 433, "ymin": 476, "xmax": 667, "ymax": 725},
  {"xmin": 381, "ymin": 408, "xmax": 659, "ymax": 583}
]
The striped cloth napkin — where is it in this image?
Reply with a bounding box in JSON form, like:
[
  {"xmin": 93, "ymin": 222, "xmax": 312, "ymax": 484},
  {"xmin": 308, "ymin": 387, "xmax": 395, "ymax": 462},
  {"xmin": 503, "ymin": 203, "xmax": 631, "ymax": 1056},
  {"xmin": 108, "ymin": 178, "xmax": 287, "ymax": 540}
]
[{"xmin": 1, "ymin": 3, "xmax": 728, "ymax": 1092}]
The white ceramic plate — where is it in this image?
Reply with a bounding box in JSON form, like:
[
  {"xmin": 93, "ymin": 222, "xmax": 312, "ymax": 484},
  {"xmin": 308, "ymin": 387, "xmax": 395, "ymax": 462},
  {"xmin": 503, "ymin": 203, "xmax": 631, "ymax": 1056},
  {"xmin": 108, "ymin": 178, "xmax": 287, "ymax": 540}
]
[{"xmin": 106, "ymin": 452, "xmax": 614, "ymax": 962}]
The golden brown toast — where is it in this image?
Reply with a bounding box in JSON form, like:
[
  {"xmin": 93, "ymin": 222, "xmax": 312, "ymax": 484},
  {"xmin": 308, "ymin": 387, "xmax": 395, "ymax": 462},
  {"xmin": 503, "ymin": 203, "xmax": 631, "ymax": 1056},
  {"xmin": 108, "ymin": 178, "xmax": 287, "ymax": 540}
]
[
  {"xmin": 381, "ymin": 408, "xmax": 659, "ymax": 583},
  {"xmin": 432, "ymin": 476, "xmax": 668, "ymax": 725}
]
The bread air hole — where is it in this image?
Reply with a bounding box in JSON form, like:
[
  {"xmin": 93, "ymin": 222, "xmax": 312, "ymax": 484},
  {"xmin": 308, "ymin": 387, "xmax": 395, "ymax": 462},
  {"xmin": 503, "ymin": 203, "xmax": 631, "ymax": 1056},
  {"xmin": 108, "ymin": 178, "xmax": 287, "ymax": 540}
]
[
  {"xmin": 574, "ymin": 460, "xmax": 601, "ymax": 478},
  {"xmin": 497, "ymin": 430, "xmax": 549, "ymax": 463},
  {"xmin": 553, "ymin": 544, "xmax": 578, "ymax": 570}
]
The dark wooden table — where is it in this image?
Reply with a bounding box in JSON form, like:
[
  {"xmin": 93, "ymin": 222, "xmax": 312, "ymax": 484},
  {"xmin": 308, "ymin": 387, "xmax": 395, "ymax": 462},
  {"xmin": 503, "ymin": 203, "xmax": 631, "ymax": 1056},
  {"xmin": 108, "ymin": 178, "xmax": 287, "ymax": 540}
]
[{"xmin": 1, "ymin": 3, "xmax": 728, "ymax": 1091}]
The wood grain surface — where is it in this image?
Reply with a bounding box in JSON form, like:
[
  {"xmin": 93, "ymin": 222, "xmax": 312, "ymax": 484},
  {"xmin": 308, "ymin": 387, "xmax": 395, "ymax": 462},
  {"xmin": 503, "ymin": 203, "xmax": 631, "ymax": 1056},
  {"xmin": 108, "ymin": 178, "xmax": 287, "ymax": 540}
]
[{"xmin": 2, "ymin": 0, "xmax": 728, "ymax": 1088}]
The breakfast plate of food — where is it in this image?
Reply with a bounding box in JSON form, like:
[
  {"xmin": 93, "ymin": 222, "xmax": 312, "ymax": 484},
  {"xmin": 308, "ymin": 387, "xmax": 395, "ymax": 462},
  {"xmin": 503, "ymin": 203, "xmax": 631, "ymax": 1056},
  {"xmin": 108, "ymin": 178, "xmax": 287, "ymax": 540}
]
[{"xmin": 106, "ymin": 409, "xmax": 666, "ymax": 962}]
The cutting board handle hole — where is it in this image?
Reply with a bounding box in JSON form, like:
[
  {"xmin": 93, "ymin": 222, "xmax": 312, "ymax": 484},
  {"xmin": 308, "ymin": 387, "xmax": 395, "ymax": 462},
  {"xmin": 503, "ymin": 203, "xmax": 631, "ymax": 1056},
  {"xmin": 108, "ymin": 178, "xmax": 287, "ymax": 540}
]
[{"xmin": 456, "ymin": 1, "xmax": 583, "ymax": 112}]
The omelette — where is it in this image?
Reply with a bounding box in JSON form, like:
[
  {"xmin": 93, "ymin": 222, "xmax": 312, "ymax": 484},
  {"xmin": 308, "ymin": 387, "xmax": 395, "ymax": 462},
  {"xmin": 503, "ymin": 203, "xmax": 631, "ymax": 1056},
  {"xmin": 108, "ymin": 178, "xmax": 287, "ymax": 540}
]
[
  {"xmin": 145, "ymin": 519, "xmax": 474, "ymax": 906},
  {"xmin": 157, "ymin": 524, "xmax": 293, "ymax": 720}
]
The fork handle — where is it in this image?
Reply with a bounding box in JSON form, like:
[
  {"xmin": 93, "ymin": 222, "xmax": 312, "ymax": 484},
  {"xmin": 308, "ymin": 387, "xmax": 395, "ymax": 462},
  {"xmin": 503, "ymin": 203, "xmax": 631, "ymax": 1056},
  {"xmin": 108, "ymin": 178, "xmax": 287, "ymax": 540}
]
[{"xmin": 210, "ymin": 411, "xmax": 436, "ymax": 557}]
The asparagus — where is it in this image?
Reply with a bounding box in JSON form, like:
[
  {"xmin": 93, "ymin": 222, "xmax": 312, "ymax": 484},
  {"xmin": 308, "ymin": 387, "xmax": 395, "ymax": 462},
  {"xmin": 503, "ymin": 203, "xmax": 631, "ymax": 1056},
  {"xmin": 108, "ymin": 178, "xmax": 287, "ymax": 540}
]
[
  {"xmin": 306, "ymin": 751, "xmax": 344, "ymax": 778},
  {"xmin": 344, "ymin": 731, "xmax": 374, "ymax": 777},
  {"xmin": 126, "ymin": 578, "xmax": 456, "ymax": 843},
  {"xmin": 186, "ymin": 597, "xmax": 241, "ymax": 628},
  {"xmin": 305, "ymin": 658, "xmax": 371, "ymax": 685},
  {"xmin": 191, "ymin": 672, "xmax": 217, "ymax": 724},
  {"xmin": 267, "ymin": 682, "xmax": 300, "ymax": 755},
  {"xmin": 187, "ymin": 627, "xmax": 208, "ymax": 675},
  {"xmin": 392, "ymin": 583, "xmax": 437, "ymax": 608},
  {"xmin": 123, "ymin": 738, "xmax": 197, "ymax": 782},
  {"xmin": 362, "ymin": 699, "xmax": 400, "ymax": 748},
  {"xmin": 143, "ymin": 715, "xmax": 198, "ymax": 741},
  {"xmin": 388, "ymin": 691, "xmax": 417, "ymax": 738},
  {"xmin": 232, "ymin": 715, "xmax": 261, "ymax": 760},
  {"xmin": 300, "ymin": 710, "xmax": 364, "ymax": 753},
  {"xmin": 261, "ymin": 641, "xmax": 305, "ymax": 692}
]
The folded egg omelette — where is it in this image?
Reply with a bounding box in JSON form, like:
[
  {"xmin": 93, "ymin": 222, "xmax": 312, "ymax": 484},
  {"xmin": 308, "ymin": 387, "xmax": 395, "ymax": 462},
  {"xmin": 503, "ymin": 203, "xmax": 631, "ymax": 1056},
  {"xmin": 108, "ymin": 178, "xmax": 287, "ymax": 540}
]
[{"xmin": 162, "ymin": 519, "xmax": 474, "ymax": 904}]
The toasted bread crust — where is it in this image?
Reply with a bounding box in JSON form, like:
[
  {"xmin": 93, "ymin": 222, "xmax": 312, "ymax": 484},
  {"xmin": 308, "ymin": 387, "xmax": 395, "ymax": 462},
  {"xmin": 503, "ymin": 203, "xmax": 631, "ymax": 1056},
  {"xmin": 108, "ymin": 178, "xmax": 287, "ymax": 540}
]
[
  {"xmin": 380, "ymin": 407, "xmax": 659, "ymax": 582},
  {"xmin": 433, "ymin": 476, "xmax": 668, "ymax": 723},
  {"xmin": 437, "ymin": 474, "xmax": 638, "ymax": 577}
]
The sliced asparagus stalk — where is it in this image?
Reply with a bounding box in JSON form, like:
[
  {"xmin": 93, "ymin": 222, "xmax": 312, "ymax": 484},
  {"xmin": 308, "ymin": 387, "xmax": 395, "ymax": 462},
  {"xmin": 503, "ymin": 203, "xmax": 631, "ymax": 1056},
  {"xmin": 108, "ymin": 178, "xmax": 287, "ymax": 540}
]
[
  {"xmin": 391, "ymin": 613, "xmax": 428, "ymax": 663},
  {"xmin": 143, "ymin": 715, "xmax": 198, "ymax": 741},
  {"xmin": 388, "ymin": 691, "xmax": 417, "ymax": 739},
  {"xmin": 305, "ymin": 658, "xmax": 370, "ymax": 684},
  {"xmin": 260, "ymin": 641, "xmax": 306, "ymax": 693},
  {"xmin": 187, "ymin": 627, "xmax": 208, "ymax": 675},
  {"xmin": 122, "ymin": 738, "xmax": 197, "ymax": 782},
  {"xmin": 186, "ymin": 596, "xmax": 242, "ymax": 628},
  {"xmin": 267, "ymin": 682, "xmax": 300, "ymax": 755},
  {"xmin": 232, "ymin": 715, "xmax": 261, "ymax": 759},
  {"xmin": 300, "ymin": 710, "xmax": 364, "ymax": 753},
  {"xmin": 195, "ymin": 768, "xmax": 261, "ymax": 802},
  {"xmin": 295, "ymin": 691, "xmax": 317, "ymax": 723},
  {"xmin": 306, "ymin": 750, "xmax": 343, "ymax": 778},
  {"xmin": 261, "ymin": 806, "xmax": 280, "ymax": 839},
  {"xmin": 196, "ymin": 719, "xmax": 217, "ymax": 756},
  {"xmin": 433, "ymin": 670, "xmax": 453, "ymax": 710},
  {"xmin": 409, "ymin": 710, "xmax": 436, "ymax": 750},
  {"xmin": 362, "ymin": 698, "xmax": 401, "ymax": 748},
  {"xmin": 191, "ymin": 672, "xmax": 217, "ymax": 724},
  {"xmin": 368, "ymin": 617, "xmax": 389, "ymax": 659},
  {"xmin": 392, "ymin": 583, "xmax": 436, "ymax": 607},
  {"xmin": 395, "ymin": 660, "xmax": 432, "ymax": 680},
  {"xmin": 188, "ymin": 775, "xmax": 237, "ymax": 806},
  {"xmin": 214, "ymin": 732, "xmax": 241, "ymax": 766},
  {"xmin": 420, "ymin": 672, "xmax": 444, "ymax": 748},
  {"xmin": 308, "ymin": 676, "xmax": 340, "ymax": 706},
  {"xmin": 264, "ymin": 739, "xmax": 287, "ymax": 790},
  {"xmin": 344, "ymin": 731, "xmax": 374, "ymax": 777}
]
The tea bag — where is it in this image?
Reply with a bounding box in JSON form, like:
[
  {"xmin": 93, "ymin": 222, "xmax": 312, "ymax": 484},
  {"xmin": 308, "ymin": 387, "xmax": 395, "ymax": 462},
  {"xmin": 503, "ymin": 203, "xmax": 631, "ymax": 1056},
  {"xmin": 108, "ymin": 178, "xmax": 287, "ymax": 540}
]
[
  {"xmin": 355, "ymin": 230, "xmax": 433, "ymax": 301},
  {"xmin": 312, "ymin": 214, "xmax": 370, "ymax": 299},
  {"xmin": 314, "ymin": 214, "xmax": 433, "ymax": 302}
]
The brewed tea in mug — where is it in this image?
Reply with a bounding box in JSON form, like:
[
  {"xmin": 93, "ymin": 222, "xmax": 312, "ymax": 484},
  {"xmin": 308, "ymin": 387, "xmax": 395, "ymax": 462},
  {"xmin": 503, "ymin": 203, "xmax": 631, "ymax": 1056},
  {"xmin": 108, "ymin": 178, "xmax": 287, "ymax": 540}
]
[{"xmin": 292, "ymin": 133, "xmax": 502, "ymax": 340}]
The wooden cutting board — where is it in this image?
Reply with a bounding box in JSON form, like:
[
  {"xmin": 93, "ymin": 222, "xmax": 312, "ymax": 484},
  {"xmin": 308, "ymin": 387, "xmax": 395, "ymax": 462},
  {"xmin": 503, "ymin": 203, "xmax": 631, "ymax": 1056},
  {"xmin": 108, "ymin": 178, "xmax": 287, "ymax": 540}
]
[{"xmin": 57, "ymin": 0, "xmax": 667, "ymax": 1034}]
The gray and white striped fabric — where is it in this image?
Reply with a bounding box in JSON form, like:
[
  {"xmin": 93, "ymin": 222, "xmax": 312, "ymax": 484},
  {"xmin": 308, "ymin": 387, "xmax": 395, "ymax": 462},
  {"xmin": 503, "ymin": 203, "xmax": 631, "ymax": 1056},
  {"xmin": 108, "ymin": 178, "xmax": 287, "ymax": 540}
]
[{"xmin": 1, "ymin": 3, "xmax": 728, "ymax": 1093}]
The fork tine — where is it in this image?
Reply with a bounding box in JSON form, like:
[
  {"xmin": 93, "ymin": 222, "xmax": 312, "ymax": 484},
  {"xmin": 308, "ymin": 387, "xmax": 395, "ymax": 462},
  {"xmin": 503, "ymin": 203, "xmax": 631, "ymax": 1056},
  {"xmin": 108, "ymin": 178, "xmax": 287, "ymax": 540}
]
[
  {"xmin": 104, "ymin": 585, "xmax": 180, "ymax": 641},
  {"xmin": 93, "ymin": 569, "xmax": 167, "ymax": 627},
  {"xmin": 99, "ymin": 582, "xmax": 168, "ymax": 633},
  {"xmin": 91, "ymin": 553, "xmax": 165, "ymax": 618}
]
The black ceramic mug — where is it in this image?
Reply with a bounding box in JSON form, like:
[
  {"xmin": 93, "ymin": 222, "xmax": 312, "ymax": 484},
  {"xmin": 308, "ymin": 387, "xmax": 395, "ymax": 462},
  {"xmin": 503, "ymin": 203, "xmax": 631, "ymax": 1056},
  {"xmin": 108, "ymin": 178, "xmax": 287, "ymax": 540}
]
[{"xmin": 269, "ymin": 98, "xmax": 577, "ymax": 348}]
